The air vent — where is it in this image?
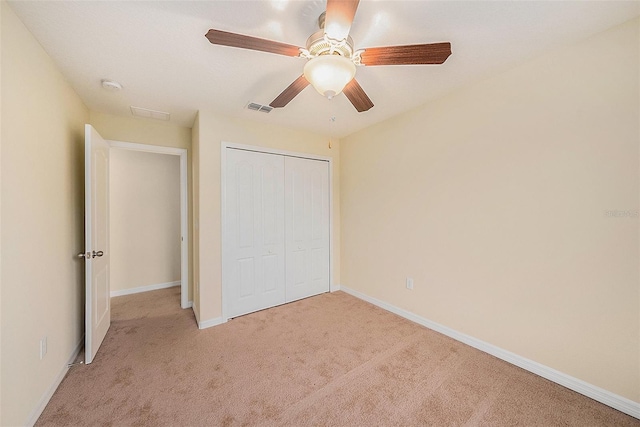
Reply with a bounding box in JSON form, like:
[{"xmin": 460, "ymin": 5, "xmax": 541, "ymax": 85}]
[
  {"xmin": 130, "ymin": 106, "xmax": 170, "ymax": 121},
  {"xmin": 246, "ymin": 102, "xmax": 273, "ymax": 113}
]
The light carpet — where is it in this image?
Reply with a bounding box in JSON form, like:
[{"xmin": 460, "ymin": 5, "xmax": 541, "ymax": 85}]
[{"xmin": 36, "ymin": 287, "xmax": 638, "ymax": 426}]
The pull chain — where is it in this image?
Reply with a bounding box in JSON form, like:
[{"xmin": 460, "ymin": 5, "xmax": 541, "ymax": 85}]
[
  {"xmin": 328, "ymin": 95, "xmax": 336, "ymax": 149},
  {"xmin": 326, "ymin": 94, "xmax": 336, "ymax": 149},
  {"xmin": 328, "ymin": 116, "xmax": 336, "ymax": 149}
]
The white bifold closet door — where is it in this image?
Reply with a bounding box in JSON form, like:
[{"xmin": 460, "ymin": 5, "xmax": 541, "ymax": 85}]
[{"xmin": 225, "ymin": 148, "xmax": 329, "ymax": 319}]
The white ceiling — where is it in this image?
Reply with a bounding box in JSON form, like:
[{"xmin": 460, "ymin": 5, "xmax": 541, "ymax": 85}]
[{"xmin": 8, "ymin": 1, "xmax": 639, "ymax": 138}]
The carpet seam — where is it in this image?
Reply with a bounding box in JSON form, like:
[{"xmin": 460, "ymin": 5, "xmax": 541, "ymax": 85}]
[
  {"xmin": 277, "ymin": 330, "xmax": 426, "ymax": 421},
  {"xmin": 374, "ymin": 347, "xmax": 471, "ymax": 424},
  {"xmin": 460, "ymin": 373, "xmax": 511, "ymax": 427}
]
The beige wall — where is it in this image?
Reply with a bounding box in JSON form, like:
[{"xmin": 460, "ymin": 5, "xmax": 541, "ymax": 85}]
[
  {"xmin": 0, "ymin": 0, "xmax": 4, "ymax": 416},
  {"xmin": 193, "ymin": 112, "xmax": 341, "ymax": 322},
  {"xmin": 341, "ymin": 18, "xmax": 639, "ymax": 402},
  {"xmin": 90, "ymin": 112, "xmax": 194, "ymax": 301},
  {"xmin": 1, "ymin": 2, "xmax": 89, "ymax": 425},
  {"xmin": 90, "ymin": 111, "xmax": 192, "ymax": 150},
  {"xmin": 191, "ymin": 113, "xmax": 201, "ymax": 319},
  {"xmin": 110, "ymin": 149, "xmax": 181, "ymax": 292}
]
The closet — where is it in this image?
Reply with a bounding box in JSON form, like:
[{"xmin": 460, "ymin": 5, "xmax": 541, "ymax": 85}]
[{"xmin": 223, "ymin": 147, "xmax": 330, "ymax": 318}]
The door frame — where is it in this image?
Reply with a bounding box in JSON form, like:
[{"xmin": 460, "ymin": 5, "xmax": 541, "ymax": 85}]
[
  {"xmin": 221, "ymin": 141, "xmax": 334, "ymax": 322},
  {"xmin": 109, "ymin": 140, "xmax": 190, "ymax": 309}
]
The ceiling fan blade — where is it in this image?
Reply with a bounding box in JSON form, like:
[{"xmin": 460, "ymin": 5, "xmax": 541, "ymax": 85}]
[
  {"xmin": 324, "ymin": 0, "xmax": 360, "ymax": 41},
  {"xmin": 343, "ymin": 79, "xmax": 374, "ymax": 112},
  {"xmin": 205, "ymin": 29, "xmax": 301, "ymax": 57},
  {"xmin": 269, "ymin": 75, "xmax": 310, "ymax": 108},
  {"xmin": 360, "ymin": 42, "xmax": 452, "ymax": 66}
]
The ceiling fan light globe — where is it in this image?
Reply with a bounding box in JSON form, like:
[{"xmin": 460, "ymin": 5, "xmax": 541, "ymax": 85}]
[{"xmin": 303, "ymin": 55, "xmax": 356, "ymax": 98}]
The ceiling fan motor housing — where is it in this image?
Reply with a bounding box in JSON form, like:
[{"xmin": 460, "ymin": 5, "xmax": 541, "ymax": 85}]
[{"xmin": 306, "ymin": 30, "xmax": 355, "ymax": 59}]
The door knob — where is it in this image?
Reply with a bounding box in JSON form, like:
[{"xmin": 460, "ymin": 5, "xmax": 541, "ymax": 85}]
[
  {"xmin": 77, "ymin": 252, "xmax": 90, "ymax": 259},
  {"xmin": 92, "ymin": 250, "xmax": 104, "ymax": 258}
]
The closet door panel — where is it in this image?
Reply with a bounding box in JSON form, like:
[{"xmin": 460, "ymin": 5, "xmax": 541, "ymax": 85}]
[
  {"xmin": 285, "ymin": 157, "xmax": 329, "ymax": 302},
  {"xmin": 225, "ymin": 149, "xmax": 286, "ymax": 318}
]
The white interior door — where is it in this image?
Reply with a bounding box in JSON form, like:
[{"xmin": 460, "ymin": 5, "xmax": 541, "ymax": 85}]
[
  {"xmin": 84, "ymin": 124, "xmax": 110, "ymax": 364},
  {"xmin": 285, "ymin": 157, "xmax": 330, "ymax": 302},
  {"xmin": 225, "ymin": 149, "xmax": 286, "ymax": 318}
]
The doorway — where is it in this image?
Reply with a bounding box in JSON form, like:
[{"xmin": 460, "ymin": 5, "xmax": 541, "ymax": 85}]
[{"xmin": 108, "ymin": 141, "xmax": 189, "ymax": 309}]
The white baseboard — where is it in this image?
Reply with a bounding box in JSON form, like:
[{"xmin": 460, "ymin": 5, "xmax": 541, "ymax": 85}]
[
  {"xmin": 26, "ymin": 335, "xmax": 84, "ymax": 427},
  {"xmin": 182, "ymin": 300, "xmax": 193, "ymax": 309},
  {"xmin": 330, "ymin": 283, "xmax": 341, "ymax": 292},
  {"xmin": 110, "ymin": 281, "xmax": 180, "ymax": 297},
  {"xmin": 339, "ymin": 285, "xmax": 640, "ymax": 420},
  {"xmin": 198, "ymin": 316, "xmax": 225, "ymax": 330}
]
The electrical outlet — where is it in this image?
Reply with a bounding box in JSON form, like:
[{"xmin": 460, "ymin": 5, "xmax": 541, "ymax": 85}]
[
  {"xmin": 40, "ymin": 336, "xmax": 47, "ymax": 359},
  {"xmin": 406, "ymin": 277, "xmax": 414, "ymax": 290}
]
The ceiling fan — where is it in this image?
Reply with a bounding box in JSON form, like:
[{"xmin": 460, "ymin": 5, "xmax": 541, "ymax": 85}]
[{"xmin": 205, "ymin": 0, "xmax": 451, "ymax": 112}]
